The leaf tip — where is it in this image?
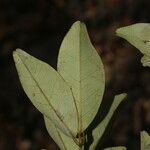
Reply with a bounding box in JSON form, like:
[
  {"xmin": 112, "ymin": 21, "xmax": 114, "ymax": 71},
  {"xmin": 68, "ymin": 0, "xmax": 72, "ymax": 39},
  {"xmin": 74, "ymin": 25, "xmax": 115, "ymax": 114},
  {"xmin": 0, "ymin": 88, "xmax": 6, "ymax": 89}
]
[
  {"xmin": 71, "ymin": 21, "xmax": 81, "ymax": 28},
  {"xmin": 13, "ymin": 48, "xmax": 24, "ymax": 56},
  {"xmin": 115, "ymin": 93, "xmax": 127, "ymax": 101},
  {"xmin": 71, "ymin": 20, "xmax": 86, "ymax": 30},
  {"xmin": 13, "ymin": 49, "xmax": 19, "ymax": 63},
  {"xmin": 141, "ymin": 130, "xmax": 150, "ymax": 137},
  {"xmin": 141, "ymin": 55, "xmax": 150, "ymax": 67},
  {"xmin": 16, "ymin": 48, "xmax": 27, "ymax": 56},
  {"xmin": 122, "ymin": 93, "xmax": 127, "ymax": 98},
  {"xmin": 73, "ymin": 20, "xmax": 85, "ymax": 25},
  {"xmin": 116, "ymin": 27, "xmax": 124, "ymax": 38},
  {"xmin": 13, "ymin": 49, "xmax": 28, "ymax": 64}
]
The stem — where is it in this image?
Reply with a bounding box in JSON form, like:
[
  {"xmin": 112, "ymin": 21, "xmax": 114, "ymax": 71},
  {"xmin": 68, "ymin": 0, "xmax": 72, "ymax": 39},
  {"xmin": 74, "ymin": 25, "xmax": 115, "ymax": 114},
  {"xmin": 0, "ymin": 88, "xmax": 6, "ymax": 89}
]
[{"xmin": 77, "ymin": 132, "xmax": 85, "ymax": 150}]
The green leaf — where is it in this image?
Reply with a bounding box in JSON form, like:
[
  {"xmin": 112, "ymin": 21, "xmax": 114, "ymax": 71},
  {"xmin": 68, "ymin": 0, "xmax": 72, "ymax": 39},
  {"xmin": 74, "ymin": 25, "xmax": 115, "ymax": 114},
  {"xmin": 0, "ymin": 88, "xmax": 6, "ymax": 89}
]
[
  {"xmin": 141, "ymin": 55, "xmax": 150, "ymax": 67},
  {"xmin": 13, "ymin": 49, "xmax": 78, "ymax": 137},
  {"xmin": 116, "ymin": 23, "xmax": 150, "ymax": 67},
  {"xmin": 44, "ymin": 116, "xmax": 81, "ymax": 150},
  {"xmin": 57, "ymin": 21, "xmax": 105, "ymax": 134},
  {"xmin": 89, "ymin": 93, "xmax": 127, "ymax": 150},
  {"xmin": 141, "ymin": 131, "xmax": 150, "ymax": 150},
  {"xmin": 104, "ymin": 146, "xmax": 126, "ymax": 150}
]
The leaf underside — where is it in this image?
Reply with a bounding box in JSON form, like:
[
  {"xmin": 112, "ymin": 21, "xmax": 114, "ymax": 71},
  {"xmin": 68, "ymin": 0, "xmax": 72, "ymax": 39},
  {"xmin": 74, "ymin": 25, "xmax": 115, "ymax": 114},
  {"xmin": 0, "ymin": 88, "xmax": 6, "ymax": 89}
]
[
  {"xmin": 116, "ymin": 23, "xmax": 150, "ymax": 67},
  {"xmin": 57, "ymin": 21, "xmax": 105, "ymax": 134},
  {"xmin": 13, "ymin": 49, "xmax": 78, "ymax": 137},
  {"xmin": 44, "ymin": 116, "xmax": 79, "ymax": 150},
  {"xmin": 141, "ymin": 131, "xmax": 150, "ymax": 150}
]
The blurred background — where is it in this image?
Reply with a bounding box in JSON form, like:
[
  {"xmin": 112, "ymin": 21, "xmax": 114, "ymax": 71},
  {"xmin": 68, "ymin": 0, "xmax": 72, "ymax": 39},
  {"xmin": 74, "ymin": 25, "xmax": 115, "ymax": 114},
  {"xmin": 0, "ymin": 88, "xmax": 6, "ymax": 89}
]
[{"xmin": 0, "ymin": 0, "xmax": 149, "ymax": 149}]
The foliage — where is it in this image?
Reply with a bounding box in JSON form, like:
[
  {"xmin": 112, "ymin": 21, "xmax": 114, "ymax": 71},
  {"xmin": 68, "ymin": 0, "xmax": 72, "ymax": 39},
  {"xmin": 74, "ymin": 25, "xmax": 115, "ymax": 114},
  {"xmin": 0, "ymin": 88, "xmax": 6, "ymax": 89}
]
[
  {"xmin": 13, "ymin": 21, "xmax": 126, "ymax": 149},
  {"xmin": 116, "ymin": 23, "xmax": 150, "ymax": 67},
  {"xmin": 13, "ymin": 21, "xmax": 150, "ymax": 149},
  {"xmin": 115, "ymin": 23, "xmax": 150, "ymax": 150}
]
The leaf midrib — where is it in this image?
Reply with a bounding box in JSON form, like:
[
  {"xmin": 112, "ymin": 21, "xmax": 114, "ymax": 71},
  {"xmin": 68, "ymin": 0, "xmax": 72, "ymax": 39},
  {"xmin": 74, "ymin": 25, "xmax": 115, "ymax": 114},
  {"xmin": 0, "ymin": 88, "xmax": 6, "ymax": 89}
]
[{"xmin": 78, "ymin": 23, "xmax": 82, "ymax": 133}]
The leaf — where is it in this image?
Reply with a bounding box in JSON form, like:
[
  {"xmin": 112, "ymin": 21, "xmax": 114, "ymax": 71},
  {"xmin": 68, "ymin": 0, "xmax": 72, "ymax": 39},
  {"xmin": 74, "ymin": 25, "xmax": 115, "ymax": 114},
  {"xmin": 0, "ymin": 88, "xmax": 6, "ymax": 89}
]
[
  {"xmin": 13, "ymin": 49, "xmax": 78, "ymax": 137},
  {"xmin": 44, "ymin": 116, "xmax": 81, "ymax": 150},
  {"xmin": 104, "ymin": 146, "xmax": 126, "ymax": 150},
  {"xmin": 89, "ymin": 93, "xmax": 127, "ymax": 150},
  {"xmin": 57, "ymin": 21, "xmax": 105, "ymax": 134},
  {"xmin": 141, "ymin": 55, "xmax": 150, "ymax": 67},
  {"xmin": 141, "ymin": 131, "xmax": 150, "ymax": 150},
  {"xmin": 116, "ymin": 23, "xmax": 150, "ymax": 67}
]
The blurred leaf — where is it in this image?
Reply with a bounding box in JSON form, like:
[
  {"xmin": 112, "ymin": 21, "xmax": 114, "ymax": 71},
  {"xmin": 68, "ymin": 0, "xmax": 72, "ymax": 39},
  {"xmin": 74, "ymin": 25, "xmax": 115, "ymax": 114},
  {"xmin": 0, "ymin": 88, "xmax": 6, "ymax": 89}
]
[
  {"xmin": 44, "ymin": 116, "xmax": 81, "ymax": 150},
  {"xmin": 141, "ymin": 131, "xmax": 150, "ymax": 150},
  {"xmin": 104, "ymin": 146, "xmax": 126, "ymax": 150},
  {"xmin": 57, "ymin": 21, "xmax": 105, "ymax": 135},
  {"xmin": 141, "ymin": 55, "xmax": 150, "ymax": 67},
  {"xmin": 13, "ymin": 49, "xmax": 78, "ymax": 138},
  {"xmin": 89, "ymin": 93, "xmax": 127, "ymax": 150},
  {"xmin": 116, "ymin": 23, "xmax": 150, "ymax": 67}
]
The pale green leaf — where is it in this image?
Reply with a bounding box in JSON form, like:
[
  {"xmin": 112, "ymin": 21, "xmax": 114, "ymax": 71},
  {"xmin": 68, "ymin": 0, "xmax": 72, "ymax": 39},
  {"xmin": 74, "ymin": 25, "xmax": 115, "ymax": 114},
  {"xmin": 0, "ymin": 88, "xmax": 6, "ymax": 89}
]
[
  {"xmin": 57, "ymin": 21, "xmax": 105, "ymax": 134},
  {"xmin": 141, "ymin": 131, "xmax": 150, "ymax": 150},
  {"xmin": 141, "ymin": 55, "xmax": 150, "ymax": 67},
  {"xmin": 116, "ymin": 23, "xmax": 150, "ymax": 67},
  {"xmin": 44, "ymin": 116, "xmax": 81, "ymax": 150},
  {"xmin": 89, "ymin": 93, "xmax": 127, "ymax": 150},
  {"xmin": 13, "ymin": 49, "xmax": 78, "ymax": 137},
  {"xmin": 104, "ymin": 146, "xmax": 126, "ymax": 150},
  {"xmin": 116, "ymin": 23, "xmax": 150, "ymax": 54}
]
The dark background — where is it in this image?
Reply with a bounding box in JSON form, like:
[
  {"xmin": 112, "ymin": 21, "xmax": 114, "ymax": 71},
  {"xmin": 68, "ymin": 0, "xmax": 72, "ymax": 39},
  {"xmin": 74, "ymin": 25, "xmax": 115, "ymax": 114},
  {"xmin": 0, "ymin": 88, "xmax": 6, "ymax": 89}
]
[{"xmin": 0, "ymin": 0, "xmax": 150, "ymax": 149}]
